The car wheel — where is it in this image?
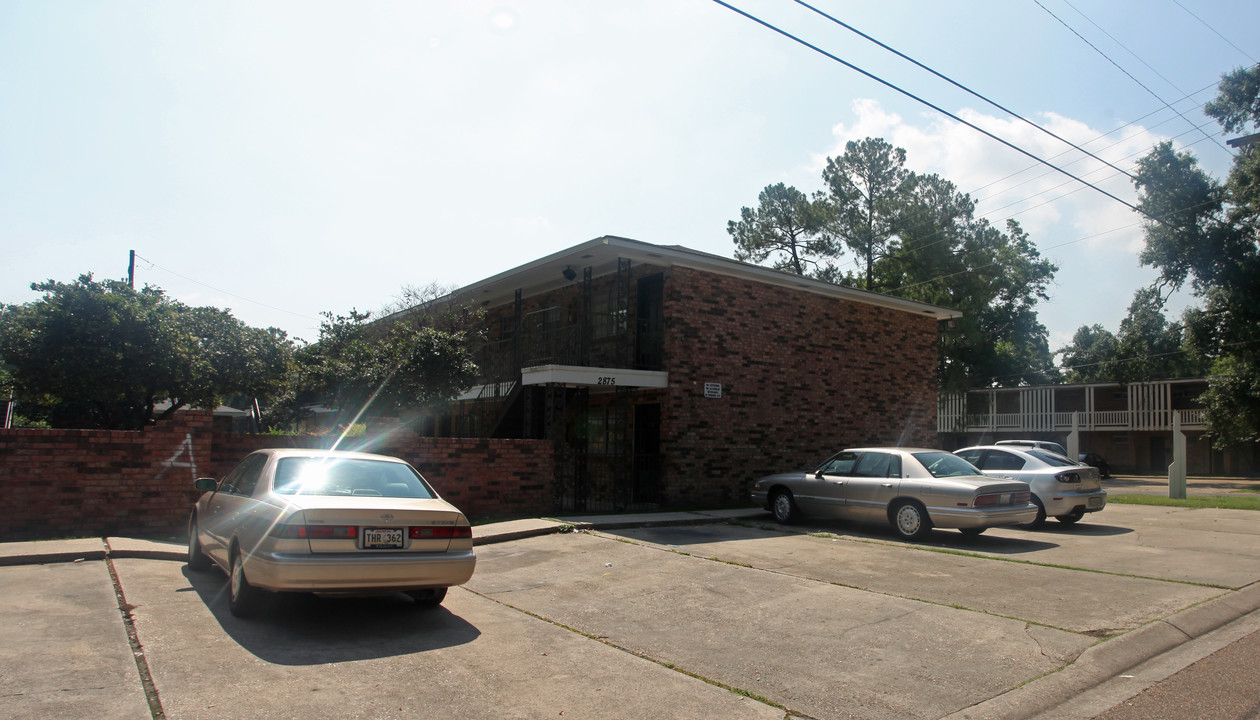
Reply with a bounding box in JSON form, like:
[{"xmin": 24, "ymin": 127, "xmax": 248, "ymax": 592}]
[
  {"xmin": 959, "ymin": 527, "xmax": 985, "ymax": 537},
  {"xmin": 1025, "ymin": 497, "xmax": 1047, "ymax": 530},
  {"xmin": 1056, "ymin": 508, "xmax": 1086, "ymax": 525},
  {"xmin": 891, "ymin": 500, "xmax": 932, "ymax": 540},
  {"xmin": 771, "ymin": 490, "xmax": 799, "ymax": 524},
  {"xmin": 228, "ymin": 545, "xmax": 263, "ymax": 618},
  {"xmin": 407, "ymin": 588, "xmax": 448, "ymax": 608},
  {"xmin": 187, "ymin": 514, "xmax": 210, "ymax": 571}
]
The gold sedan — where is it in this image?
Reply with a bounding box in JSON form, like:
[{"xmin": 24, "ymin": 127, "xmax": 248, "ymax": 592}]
[{"xmin": 188, "ymin": 449, "xmax": 476, "ymax": 617}]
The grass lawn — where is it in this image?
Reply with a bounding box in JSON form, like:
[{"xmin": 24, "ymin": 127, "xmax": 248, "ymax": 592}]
[{"xmin": 1109, "ymin": 494, "xmax": 1260, "ymax": 511}]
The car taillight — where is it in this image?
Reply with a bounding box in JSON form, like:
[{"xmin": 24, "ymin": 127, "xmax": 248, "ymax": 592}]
[
  {"xmin": 1056, "ymin": 473, "xmax": 1081, "ymax": 484},
  {"xmin": 410, "ymin": 526, "xmax": 473, "ymax": 539},
  {"xmin": 270, "ymin": 524, "xmax": 359, "ymax": 539},
  {"xmin": 974, "ymin": 491, "xmax": 1031, "ymax": 507}
]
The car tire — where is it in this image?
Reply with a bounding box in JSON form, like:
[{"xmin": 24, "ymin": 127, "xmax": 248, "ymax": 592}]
[
  {"xmin": 891, "ymin": 500, "xmax": 932, "ymax": 540},
  {"xmin": 1026, "ymin": 497, "xmax": 1047, "ymax": 530},
  {"xmin": 1056, "ymin": 508, "xmax": 1086, "ymax": 525},
  {"xmin": 187, "ymin": 514, "xmax": 211, "ymax": 571},
  {"xmin": 959, "ymin": 527, "xmax": 985, "ymax": 537},
  {"xmin": 770, "ymin": 490, "xmax": 799, "ymax": 524},
  {"xmin": 407, "ymin": 588, "xmax": 448, "ymax": 608},
  {"xmin": 228, "ymin": 545, "xmax": 263, "ymax": 618}
]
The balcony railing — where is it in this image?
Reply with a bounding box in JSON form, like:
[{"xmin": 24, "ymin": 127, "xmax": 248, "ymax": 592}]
[{"xmin": 939, "ymin": 408, "xmax": 1209, "ymax": 433}]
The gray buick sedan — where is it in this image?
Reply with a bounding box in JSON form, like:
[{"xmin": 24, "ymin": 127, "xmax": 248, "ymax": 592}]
[{"xmin": 751, "ymin": 448, "xmax": 1037, "ymax": 539}]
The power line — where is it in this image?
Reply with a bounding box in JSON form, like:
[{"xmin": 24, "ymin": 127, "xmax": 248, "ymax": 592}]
[
  {"xmin": 132, "ymin": 253, "xmax": 318, "ymax": 321},
  {"xmin": 792, "ymin": 0, "xmax": 1137, "ymax": 182},
  {"xmin": 1034, "ymin": 0, "xmax": 1234, "ymax": 157},
  {"xmin": 1170, "ymin": 0, "xmax": 1257, "ymax": 65},
  {"xmin": 708, "ymin": 0, "xmax": 1158, "ymax": 222}
]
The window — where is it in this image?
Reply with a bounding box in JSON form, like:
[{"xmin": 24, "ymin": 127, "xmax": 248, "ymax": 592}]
[
  {"xmin": 272, "ymin": 458, "xmax": 435, "ymax": 498},
  {"xmin": 980, "ymin": 451, "xmax": 1025, "ymax": 472},
  {"xmin": 221, "ymin": 453, "xmax": 268, "ymax": 497},
  {"xmin": 955, "ymin": 449, "xmax": 984, "ymax": 466},
  {"xmin": 1028, "ymin": 449, "xmax": 1074, "ymax": 467},
  {"xmin": 854, "ymin": 452, "xmax": 897, "ymax": 478},
  {"xmin": 590, "ymin": 287, "xmax": 626, "ymax": 340},
  {"xmin": 586, "ymin": 407, "xmax": 623, "ymax": 456},
  {"xmin": 817, "ymin": 452, "xmax": 859, "ymax": 475}
]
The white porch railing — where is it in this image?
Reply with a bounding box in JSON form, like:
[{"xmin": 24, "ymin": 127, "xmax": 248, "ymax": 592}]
[{"xmin": 939, "ymin": 407, "xmax": 1209, "ymax": 433}]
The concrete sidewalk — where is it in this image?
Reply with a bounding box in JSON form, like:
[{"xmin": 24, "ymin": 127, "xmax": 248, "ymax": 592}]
[
  {"xmin": 0, "ymin": 507, "xmax": 767, "ymax": 567},
  {"xmin": 5, "ymin": 503, "xmax": 1260, "ymax": 720}
]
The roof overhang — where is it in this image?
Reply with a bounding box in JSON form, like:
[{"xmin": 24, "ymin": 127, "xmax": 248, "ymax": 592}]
[
  {"xmin": 521, "ymin": 364, "xmax": 669, "ymax": 389},
  {"xmin": 411, "ymin": 236, "xmax": 961, "ymax": 322}
]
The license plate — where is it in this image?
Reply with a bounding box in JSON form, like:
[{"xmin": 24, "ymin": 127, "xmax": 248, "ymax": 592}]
[
  {"xmin": 363, "ymin": 527, "xmax": 404, "ymax": 549},
  {"xmin": 1088, "ymin": 497, "xmax": 1103, "ymax": 508}
]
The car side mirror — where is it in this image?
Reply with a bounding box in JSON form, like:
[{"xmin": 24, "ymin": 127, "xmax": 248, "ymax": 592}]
[{"xmin": 195, "ymin": 477, "xmax": 218, "ymax": 492}]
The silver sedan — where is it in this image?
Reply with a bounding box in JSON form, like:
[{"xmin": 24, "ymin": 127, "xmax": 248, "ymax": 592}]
[
  {"xmin": 954, "ymin": 446, "xmax": 1107, "ymax": 529},
  {"xmin": 751, "ymin": 448, "xmax": 1037, "ymax": 539},
  {"xmin": 188, "ymin": 448, "xmax": 476, "ymax": 617}
]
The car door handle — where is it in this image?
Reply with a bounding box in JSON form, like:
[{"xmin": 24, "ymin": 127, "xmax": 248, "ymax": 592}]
[{"xmin": 881, "ymin": 483, "xmax": 894, "ymax": 487}]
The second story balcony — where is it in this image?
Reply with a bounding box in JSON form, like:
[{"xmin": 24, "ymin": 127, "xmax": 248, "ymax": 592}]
[{"xmin": 939, "ymin": 380, "xmax": 1210, "ymax": 435}]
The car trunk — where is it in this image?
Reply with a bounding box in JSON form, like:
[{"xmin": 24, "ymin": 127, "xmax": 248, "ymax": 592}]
[
  {"xmin": 1074, "ymin": 468, "xmax": 1103, "ymax": 491},
  {"xmin": 275, "ymin": 495, "xmax": 470, "ymax": 553}
]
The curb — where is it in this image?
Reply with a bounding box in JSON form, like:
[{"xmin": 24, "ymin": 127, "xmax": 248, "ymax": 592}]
[{"xmin": 942, "ymin": 582, "xmax": 1260, "ymax": 720}]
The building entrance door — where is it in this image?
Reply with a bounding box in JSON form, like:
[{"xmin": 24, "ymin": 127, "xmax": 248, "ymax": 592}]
[{"xmin": 632, "ymin": 403, "xmax": 662, "ymax": 504}]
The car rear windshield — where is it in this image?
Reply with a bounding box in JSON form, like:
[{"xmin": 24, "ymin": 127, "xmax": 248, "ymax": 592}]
[
  {"xmin": 272, "ymin": 457, "xmax": 437, "ymax": 498},
  {"xmin": 1027, "ymin": 449, "xmax": 1076, "ymax": 467},
  {"xmin": 912, "ymin": 452, "xmax": 981, "ymax": 478}
]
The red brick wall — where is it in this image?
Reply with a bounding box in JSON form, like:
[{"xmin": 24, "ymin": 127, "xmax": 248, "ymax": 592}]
[
  {"xmin": 0, "ymin": 412, "xmax": 555, "ymax": 541},
  {"xmin": 658, "ymin": 267, "xmax": 941, "ymax": 506},
  {"xmin": 0, "ymin": 412, "xmax": 214, "ymax": 541}
]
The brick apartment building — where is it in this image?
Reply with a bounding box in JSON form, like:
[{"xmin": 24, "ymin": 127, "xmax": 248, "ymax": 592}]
[{"xmin": 404, "ymin": 236, "xmax": 959, "ymax": 513}]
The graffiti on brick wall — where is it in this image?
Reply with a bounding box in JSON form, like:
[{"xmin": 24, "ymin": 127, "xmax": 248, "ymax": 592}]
[{"xmin": 154, "ymin": 433, "xmax": 199, "ymax": 482}]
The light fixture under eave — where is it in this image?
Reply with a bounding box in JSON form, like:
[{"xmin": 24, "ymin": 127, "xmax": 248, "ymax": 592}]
[{"xmin": 562, "ymin": 266, "xmax": 577, "ymax": 281}]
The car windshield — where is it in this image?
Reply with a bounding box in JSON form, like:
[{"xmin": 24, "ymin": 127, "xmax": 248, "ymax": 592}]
[
  {"xmin": 272, "ymin": 457, "xmax": 436, "ymax": 498},
  {"xmin": 1028, "ymin": 449, "xmax": 1076, "ymax": 467},
  {"xmin": 912, "ymin": 452, "xmax": 981, "ymax": 478}
]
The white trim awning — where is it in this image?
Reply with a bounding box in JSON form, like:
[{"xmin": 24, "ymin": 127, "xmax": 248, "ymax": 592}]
[{"xmin": 521, "ymin": 364, "xmax": 669, "ymax": 389}]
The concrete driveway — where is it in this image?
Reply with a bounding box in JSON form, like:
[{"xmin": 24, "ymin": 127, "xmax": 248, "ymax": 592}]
[{"xmin": 4, "ymin": 503, "xmax": 1260, "ymax": 720}]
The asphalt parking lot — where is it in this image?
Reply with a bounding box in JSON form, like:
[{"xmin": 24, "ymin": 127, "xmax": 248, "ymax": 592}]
[{"xmin": 4, "ymin": 500, "xmax": 1260, "ymax": 720}]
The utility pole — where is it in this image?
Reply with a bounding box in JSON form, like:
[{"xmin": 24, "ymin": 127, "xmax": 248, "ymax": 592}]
[{"xmin": 128, "ymin": 250, "xmax": 135, "ymax": 289}]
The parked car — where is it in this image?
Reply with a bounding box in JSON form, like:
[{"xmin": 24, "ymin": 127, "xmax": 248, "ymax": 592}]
[
  {"xmin": 995, "ymin": 439, "xmax": 1069, "ymax": 457},
  {"xmin": 1079, "ymin": 452, "xmax": 1112, "ymax": 479},
  {"xmin": 750, "ymin": 448, "xmax": 1037, "ymax": 540},
  {"xmin": 954, "ymin": 446, "xmax": 1107, "ymax": 529},
  {"xmin": 188, "ymin": 449, "xmax": 476, "ymax": 617}
]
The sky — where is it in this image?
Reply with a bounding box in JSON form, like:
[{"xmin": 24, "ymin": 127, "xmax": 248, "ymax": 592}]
[{"xmin": 2, "ymin": 1, "xmax": 1257, "ymax": 359}]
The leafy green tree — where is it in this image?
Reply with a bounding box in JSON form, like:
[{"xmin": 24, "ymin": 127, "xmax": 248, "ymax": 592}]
[
  {"xmin": 1129, "ymin": 64, "xmax": 1260, "ymax": 446},
  {"xmin": 728, "ymin": 138, "xmax": 1060, "ymax": 391},
  {"xmin": 1060, "ymin": 324, "xmax": 1121, "ymax": 383},
  {"xmin": 896, "ymin": 211, "xmax": 1059, "ymax": 390},
  {"xmin": 0, "ymin": 275, "xmax": 294, "ymax": 429},
  {"xmin": 1059, "ymin": 288, "xmax": 1209, "ymax": 385},
  {"xmin": 294, "ymin": 302, "xmax": 481, "ymax": 425},
  {"xmin": 728, "ymin": 182, "xmax": 834, "ymax": 277},
  {"xmin": 820, "ymin": 137, "xmax": 915, "ymax": 290}
]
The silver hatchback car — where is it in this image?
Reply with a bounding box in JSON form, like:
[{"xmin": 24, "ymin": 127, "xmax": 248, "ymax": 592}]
[{"xmin": 954, "ymin": 446, "xmax": 1107, "ymax": 529}]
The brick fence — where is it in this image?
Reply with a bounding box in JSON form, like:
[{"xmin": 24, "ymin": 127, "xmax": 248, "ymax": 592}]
[{"xmin": 0, "ymin": 411, "xmax": 555, "ymax": 542}]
